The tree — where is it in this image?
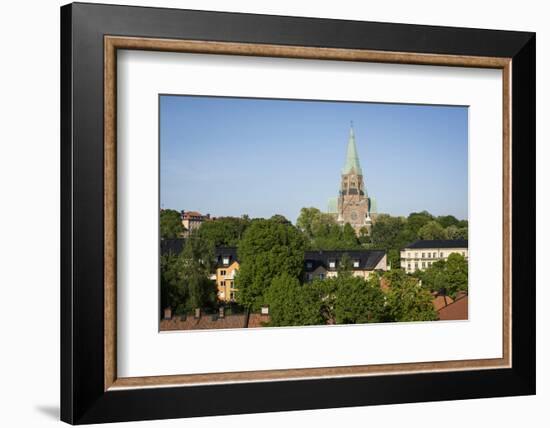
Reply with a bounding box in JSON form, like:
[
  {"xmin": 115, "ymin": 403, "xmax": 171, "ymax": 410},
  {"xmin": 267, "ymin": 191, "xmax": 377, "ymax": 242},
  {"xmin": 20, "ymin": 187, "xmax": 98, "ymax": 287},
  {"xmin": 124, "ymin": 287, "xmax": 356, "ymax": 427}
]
[
  {"xmin": 197, "ymin": 216, "xmax": 250, "ymax": 247},
  {"xmin": 342, "ymin": 223, "xmax": 359, "ymax": 248},
  {"xmin": 337, "ymin": 253, "xmax": 353, "ymax": 276},
  {"xmin": 160, "ymin": 209, "xmax": 183, "ymax": 239},
  {"xmin": 264, "ymin": 273, "xmax": 323, "ymax": 326},
  {"xmin": 444, "ymin": 253, "xmax": 468, "ymax": 297},
  {"xmin": 436, "ymin": 215, "xmax": 459, "ymax": 229},
  {"xmin": 369, "ymin": 214, "xmax": 408, "ymax": 250},
  {"xmin": 445, "ymin": 225, "xmax": 468, "ymax": 240},
  {"xmin": 309, "ymin": 278, "xmax": 338, "ymax": 324},
  {"xmin": 417, "ymin": 220, "xmax": 447, "ymax": 240},
  {"xmin": 179, "ymin": 234, "xmax": 217, "ymax": 310},
  {"xmin": 383, "ymin": 270, "xmax": 438, "ymax": 322},
  {"xmin": 296, "ymin": 207, "xmax": 361, "ymax": 250},
  {"xmin": 417, "ymin": 253, "xmax": 468, "ymax": 298},
  {"xmin": 406, "ymin": 211, "xmax": 434, "ymax": 236},
  {"xmin": 160, "ymin": 253, "xmax": 187, "ymax": 314},
  {"xmin": 334, "ymin": 274, "xmax": 386, "ymax": 324},
  {"xmin": 235, "ymin": 218, "xmax": 306, "ymax": 310}
]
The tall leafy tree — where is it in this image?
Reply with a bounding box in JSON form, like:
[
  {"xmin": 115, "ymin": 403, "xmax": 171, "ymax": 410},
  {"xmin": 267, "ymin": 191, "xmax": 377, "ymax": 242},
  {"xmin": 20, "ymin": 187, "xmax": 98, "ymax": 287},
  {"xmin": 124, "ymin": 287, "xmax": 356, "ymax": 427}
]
[
  {"xmin": 444, "ymin": 253, "xmax": 468, "ymax": 297},
  {"xmin": 160, "ymin": 253, "xmax": 187, "ymax": 314},
  {"xmin": 417, "ymin": 253, "xmax": 468, "ymax": 298},
  {"xmin": 296, "ymin": 207, "xmax": 360, "ymax": 250},
  {"xmin": 235, "ymin": 217, "xmax": 306, "ymax": 310},
  {"xmin": 160, "ymin": 209, "xmax": 183, "ymax": 239},
  {"xmin": 406, "ymin": 211, "xmax": 434, "ymax": 236},
  {"xmin": 334, "ymin": 274, "xmax": 386, "ymax": 324},
  {"xmin": 264, "ymin": 273, "xmax": 323, "ymax": 326},
  {"xmin": 383, "ymin": 270, "xmax": 437, "ymax": 322},
  {"xmin": 179, "ymin": 234, "xmax": 217, "ymax": 310},
  {"xmin": 417, "ymin": 220, "xmax": 447, "ymax": 240},
  {"xmin": 445, "ymin": 225, "xmax": 468, "ymax": 240},
  {"xmin": 436, "ymin": 215, "xmax": 460, "ymax": 229},
  {"xmin": 197, "ymin": 216, "xmax": 250, "ymax": 247}
]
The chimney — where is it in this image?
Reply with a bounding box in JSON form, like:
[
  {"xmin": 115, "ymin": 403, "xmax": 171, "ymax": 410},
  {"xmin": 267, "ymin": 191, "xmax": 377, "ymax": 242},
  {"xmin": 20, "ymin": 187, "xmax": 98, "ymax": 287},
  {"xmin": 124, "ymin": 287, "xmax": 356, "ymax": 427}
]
[
  {"xmin": 194, "ymin": 308, "xmax": 201, "ymax": 319},
  {"xmin": 163, "ymin": 307, "xmax": 172, "ymax": 320},
  {"xmin": 219, "ymin": 306, "xmax": 225, "ymax": 318}
]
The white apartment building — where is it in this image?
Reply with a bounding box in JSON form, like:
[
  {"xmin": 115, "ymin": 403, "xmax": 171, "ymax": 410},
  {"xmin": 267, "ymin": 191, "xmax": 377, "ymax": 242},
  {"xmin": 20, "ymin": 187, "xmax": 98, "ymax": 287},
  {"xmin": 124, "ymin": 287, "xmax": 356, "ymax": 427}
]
[{"xmin": 400, "ymin": 239, "xmax": 468, "ymax": 273}]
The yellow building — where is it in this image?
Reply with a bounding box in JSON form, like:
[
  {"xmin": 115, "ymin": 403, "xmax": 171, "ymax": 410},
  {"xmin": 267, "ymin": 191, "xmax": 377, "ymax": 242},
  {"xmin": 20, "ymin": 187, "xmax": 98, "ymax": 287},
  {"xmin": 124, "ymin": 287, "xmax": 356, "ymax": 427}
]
[{"xmin": 213, "ymin": 247, "xmax": 239, "ymax": 302}]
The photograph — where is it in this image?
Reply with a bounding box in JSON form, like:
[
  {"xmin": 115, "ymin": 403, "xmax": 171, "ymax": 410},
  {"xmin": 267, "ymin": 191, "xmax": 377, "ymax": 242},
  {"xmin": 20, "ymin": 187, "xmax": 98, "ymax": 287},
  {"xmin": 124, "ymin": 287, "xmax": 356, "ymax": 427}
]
[{"xmin": 159, "ymin": 95, "xmax": 469, "ymax": 331}]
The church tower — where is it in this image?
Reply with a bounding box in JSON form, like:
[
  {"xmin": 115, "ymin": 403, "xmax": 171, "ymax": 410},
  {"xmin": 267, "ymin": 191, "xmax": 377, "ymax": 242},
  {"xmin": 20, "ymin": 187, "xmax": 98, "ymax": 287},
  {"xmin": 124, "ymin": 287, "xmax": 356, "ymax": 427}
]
[{"xmin": 337, "ymin": 124, "xmax": 373, "ymax": 234}]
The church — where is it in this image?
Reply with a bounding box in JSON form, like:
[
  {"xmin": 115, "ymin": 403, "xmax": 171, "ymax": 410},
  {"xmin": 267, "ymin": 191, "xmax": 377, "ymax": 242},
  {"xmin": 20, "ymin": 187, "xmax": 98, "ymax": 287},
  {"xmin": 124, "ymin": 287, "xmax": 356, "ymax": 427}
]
[{"xmin": 328, "ymin": 124, "xmax": 376, "ymax": 234}]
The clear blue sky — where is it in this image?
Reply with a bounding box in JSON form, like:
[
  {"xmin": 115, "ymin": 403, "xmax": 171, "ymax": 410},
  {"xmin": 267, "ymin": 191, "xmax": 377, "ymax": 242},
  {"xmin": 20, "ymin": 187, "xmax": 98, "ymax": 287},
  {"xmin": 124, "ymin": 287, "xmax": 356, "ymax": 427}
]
[{"xmin": 160, "ymin": 95, "xmax": 468, "ymax": 222}]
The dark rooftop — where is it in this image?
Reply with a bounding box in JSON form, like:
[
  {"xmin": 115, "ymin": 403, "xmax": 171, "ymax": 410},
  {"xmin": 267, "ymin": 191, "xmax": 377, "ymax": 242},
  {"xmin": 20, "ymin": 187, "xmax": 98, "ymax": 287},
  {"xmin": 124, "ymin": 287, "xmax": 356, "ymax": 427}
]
[
  {"xmin": 403, "ymin": 239, "xmax": 468, "ymax": 250},
  {"xmin": 160, "ymin": 240, "xmax": 239, "ymax": 265},
  {"xmin": 304, "ymin": 249, "xmax": 386, "ymax": 272}
]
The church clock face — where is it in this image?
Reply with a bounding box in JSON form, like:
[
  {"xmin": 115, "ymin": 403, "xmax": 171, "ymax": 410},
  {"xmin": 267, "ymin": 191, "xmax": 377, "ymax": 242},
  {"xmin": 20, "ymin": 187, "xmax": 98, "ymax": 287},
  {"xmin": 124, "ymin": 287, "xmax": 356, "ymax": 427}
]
[{"xmin": 350, "ymin": 211, "xmax": 358, "ymax": 221}]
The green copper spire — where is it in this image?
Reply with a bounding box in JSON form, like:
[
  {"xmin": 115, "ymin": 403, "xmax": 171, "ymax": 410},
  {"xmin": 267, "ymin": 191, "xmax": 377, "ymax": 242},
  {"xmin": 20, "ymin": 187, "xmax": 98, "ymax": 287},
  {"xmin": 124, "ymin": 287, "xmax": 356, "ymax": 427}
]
[{"xmin": 342, "ymin": 123, "xmax": 362, "ymax": 175}]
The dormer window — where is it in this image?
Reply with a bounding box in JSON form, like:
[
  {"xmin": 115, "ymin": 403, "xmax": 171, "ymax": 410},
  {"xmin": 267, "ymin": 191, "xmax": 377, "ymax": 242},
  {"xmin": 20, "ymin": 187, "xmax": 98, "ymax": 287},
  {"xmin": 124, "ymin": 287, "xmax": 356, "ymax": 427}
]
[
  {"xmin": 306, "ymin": 261, "xmax": 313, "ymax": 269},
  {"xmin": 222, "ymin": 256, "xmax": 230, "ymax": 265},
  {"xmin": 353, "ymin": 260, "xmax": 360, "ymax": 268},
  {"xmin": 329, "ymin": 260, "xmax": 336, "ymax": 269}
]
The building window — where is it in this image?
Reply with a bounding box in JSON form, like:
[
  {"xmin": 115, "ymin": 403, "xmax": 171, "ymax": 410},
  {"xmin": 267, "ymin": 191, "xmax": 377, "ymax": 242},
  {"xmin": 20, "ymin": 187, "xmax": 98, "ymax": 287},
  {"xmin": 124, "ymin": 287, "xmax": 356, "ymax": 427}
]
[
  {"xmin": 329, "ymin": 260, "xmax": 336, "ymax": 268},
  {"xmin": 230, "ymin": 292, "xmax": 235, "ymax": 300},
  {"xmin": 422, "ymin": 262, "xmax": 426, "ymax": 268},
  {"xmin": 230, "ymin": 281, "xmax": 234, "ymax": 289},
  {"xmin": 415, "ymin": 252, "xmax": 418, "ymax": 258},
  {"xmin": 353, "ymin": 260, "xmax": 360, "ymax": 268},
  {"xmin": 220, "ymin": 281, "xmax": 225, "ymax": 286},
  {"xmin": 462, "ymin": 251, "xmax": 466, "ymax": 256},
  {"xmin": 319, "ymin": 273, "xmax": 325, "ymax": 280},
  {"xmin": 414, "ymin": 263, "xmax": 418, "ymax": 269},
  {"xmin": 222, "ymin": 257, "xmax": 230, "ymax": 265},
  {"xmin": 220, "ymin": 270, "xmax": 226, "ymax": 276},
  {"xmin": 407, "ymin": 263, "xmax": 411, "ymax": 270},
  {"xmin": 422, "ymin": 252, "xmax": 425, "ymax": 258},
  {"xmin": 440, "ymin": 252, "xmax": 444, "ymax": 258},
  {"xmin": 427, "ymin": 253, "xmax": 431, "ymax": 258},
  {"xmin": 306, "ymin": 273, "xmax": 312, "ymax": 281},
  {"xmin": 306, "ymin": 261, "xmax": 313, "ymax": 269},
  {"xmin": 433, "ymin": 252, "xmax": 437, "ymax": 258}
]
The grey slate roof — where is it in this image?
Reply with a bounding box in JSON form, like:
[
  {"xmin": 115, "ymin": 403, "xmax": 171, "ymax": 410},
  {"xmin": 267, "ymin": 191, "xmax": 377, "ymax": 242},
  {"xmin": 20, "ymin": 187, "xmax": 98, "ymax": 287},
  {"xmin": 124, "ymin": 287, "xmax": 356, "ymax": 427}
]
[
  {"xmin": 304, "ymin": 249, "xmax": 386, "ymax": 272},
  {"xmin": 403, "ymin": 239, "xmax": 468, "ymax": 250},
  {"xmin": 160, "ymin": 240, "xmax": 239, "ymax": 266}
]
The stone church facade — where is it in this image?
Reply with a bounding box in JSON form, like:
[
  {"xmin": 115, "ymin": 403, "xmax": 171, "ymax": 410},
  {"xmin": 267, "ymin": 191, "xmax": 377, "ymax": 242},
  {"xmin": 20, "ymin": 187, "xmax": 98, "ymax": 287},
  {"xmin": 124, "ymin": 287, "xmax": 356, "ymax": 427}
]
[{"xmin": 329, "ymin": 125, "xmax": 375, "ymax": 234}]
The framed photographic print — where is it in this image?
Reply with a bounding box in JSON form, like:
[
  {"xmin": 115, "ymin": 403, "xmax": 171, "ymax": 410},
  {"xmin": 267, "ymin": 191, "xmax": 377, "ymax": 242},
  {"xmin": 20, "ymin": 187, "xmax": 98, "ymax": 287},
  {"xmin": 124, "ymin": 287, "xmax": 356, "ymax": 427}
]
[{"xmin": 60, "ymin": 2, "xmax": 536, "ymax": 424}]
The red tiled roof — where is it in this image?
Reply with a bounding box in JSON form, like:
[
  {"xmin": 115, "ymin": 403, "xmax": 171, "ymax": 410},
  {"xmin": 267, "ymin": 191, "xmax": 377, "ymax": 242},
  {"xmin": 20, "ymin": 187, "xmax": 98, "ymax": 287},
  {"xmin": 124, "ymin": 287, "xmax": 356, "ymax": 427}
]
[
  {"xmin": 160, "ymin": 312, "xmax": 271, "ymax": 331},
  {"xmin": 182, "ymin": 211, "xmax": 203, "ymax": 219},
  {"xmin": 247, "ymin": 313, "xmax": 270, "ymax": 328},
  {"xmin": 438, "ymin": 295, "xmax": 468, "ymax": 321},
  {"xmin": 432, "ymin": 295, "xmax": 454, "ymax": 311}
]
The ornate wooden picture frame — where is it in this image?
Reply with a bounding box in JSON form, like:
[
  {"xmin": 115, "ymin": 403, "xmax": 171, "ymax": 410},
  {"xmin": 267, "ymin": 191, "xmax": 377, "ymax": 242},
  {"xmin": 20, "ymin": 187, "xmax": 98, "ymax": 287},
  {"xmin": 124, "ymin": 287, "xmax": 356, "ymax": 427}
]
[{"xmin": 61, "ymin": 2, "xmax": 535, "ymax": 424}]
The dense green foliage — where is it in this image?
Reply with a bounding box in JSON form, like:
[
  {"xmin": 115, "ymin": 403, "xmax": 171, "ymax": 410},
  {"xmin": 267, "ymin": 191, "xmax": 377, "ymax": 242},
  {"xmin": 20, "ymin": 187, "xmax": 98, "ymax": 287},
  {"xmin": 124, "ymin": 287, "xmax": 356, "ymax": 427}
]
[
  {"xmin": 197, "ymin": 216, "xmax": 251, "ymax": 247},
  {"xmin": 417, "ymin": 253, "xmax": 468, "ymax": 298},
  {"xmin": 235, "ymin": 215, "xmax": 307, "ymax": 310},
  {"xmin": 160, "ymin": 234, "xmax": 217, "ymax": 313},
  {"xmin": 296, "ymin": 207, "xmax": 360, "ymax": 250},
  {"xmin": 334, "ymin": 274, "xmax": 386, "ymax": 324},
  {"xmin": 264, "ymin": 273, "xmax": 324, "ymax": 326},
  {"xmin": 383, "ymin": 270, "xmax": 438, "ymax": 322},
  {"xmin": 160, "ymin": 209, "xmax": 184, "ymax": 239},
  {"xmin": 160, "ymin": 206, "xmax": 466, "ymax": 325},
  {"xmin": 367, "ymin": 211, "xmax": 468, "ymax": 268}
]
